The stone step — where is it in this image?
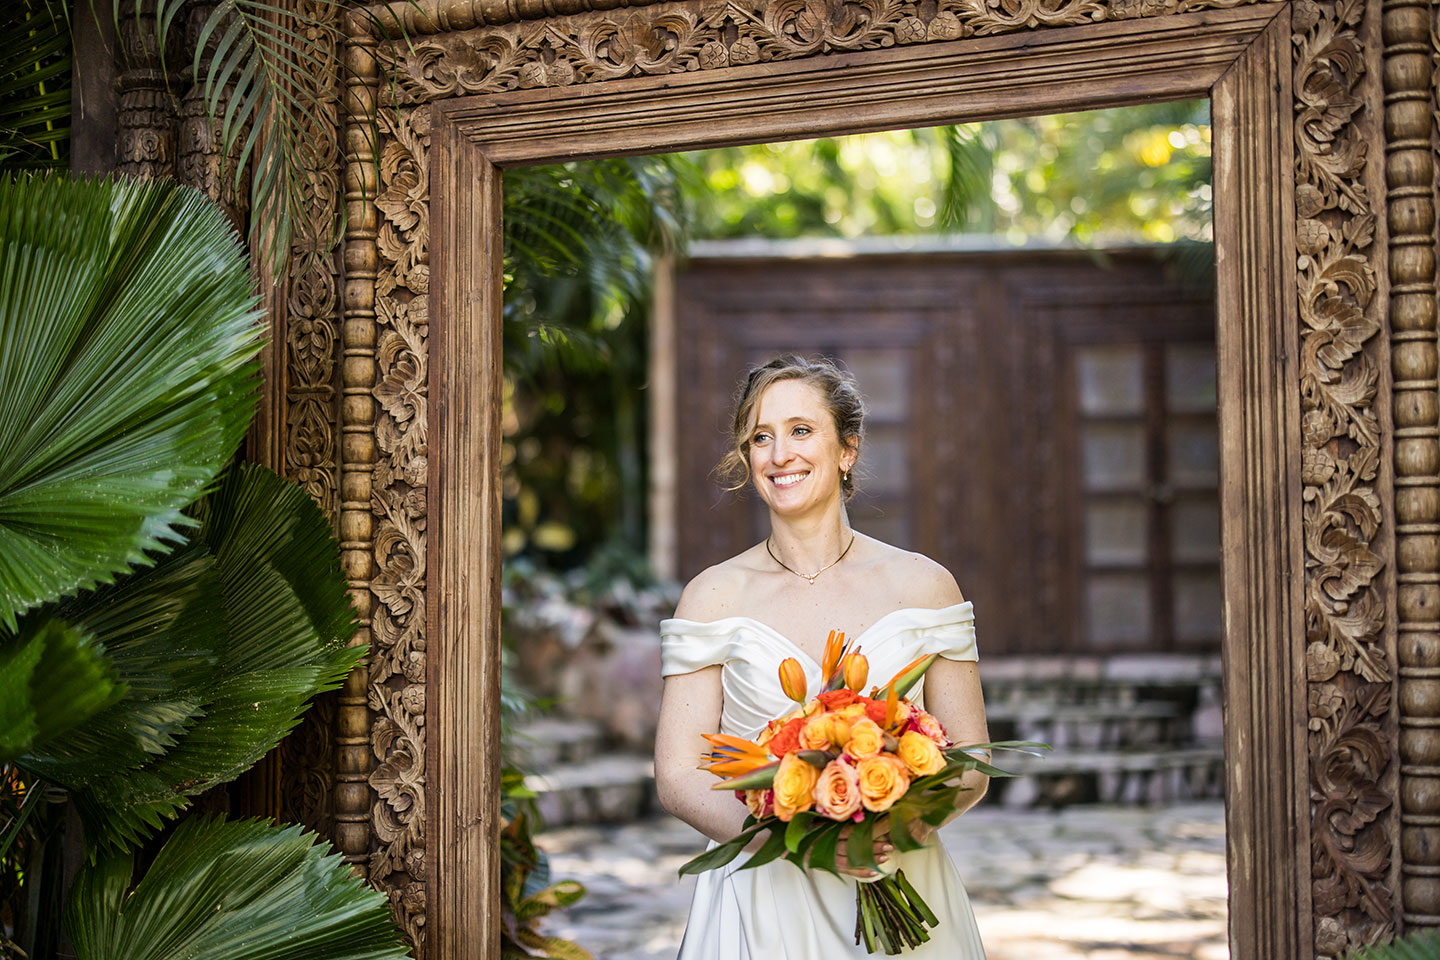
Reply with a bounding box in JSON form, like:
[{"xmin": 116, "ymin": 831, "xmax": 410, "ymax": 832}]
[
  {"xmin": 509, "ymin": 716, "xmax": 607, "ymax": 770},
  {"xmin": 525, "ymin": 751, "xmax": 657, "ymax": 827},
  {"xmin": 990, "ymin": 744, "xmax": 1225, "ymax": 808}
]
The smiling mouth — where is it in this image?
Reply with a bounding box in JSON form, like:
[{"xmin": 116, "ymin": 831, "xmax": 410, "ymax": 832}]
[{"xmin": 771, "ymin": 472, "xmax": 808, "ymax": 488}]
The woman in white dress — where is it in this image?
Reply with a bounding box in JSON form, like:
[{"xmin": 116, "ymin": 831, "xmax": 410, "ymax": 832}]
[{"xmin": 654, "ymin": 355, "xmax": 990, "ymax": 958}]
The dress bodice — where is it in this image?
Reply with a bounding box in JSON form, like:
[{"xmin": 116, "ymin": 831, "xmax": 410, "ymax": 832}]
[{"xmin": 659, "ymin": 602, "xmax": 979, "ymax": 740}]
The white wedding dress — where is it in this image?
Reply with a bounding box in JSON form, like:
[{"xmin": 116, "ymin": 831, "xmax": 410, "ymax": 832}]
[{"xmin": 659, "ymin": 602, "xmax": 987, "ymax": 959}]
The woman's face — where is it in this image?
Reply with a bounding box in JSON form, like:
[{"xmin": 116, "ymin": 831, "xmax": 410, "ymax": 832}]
[{"xmin": 746, "ymin": 379, "xmax": 855, "ymax": 517}]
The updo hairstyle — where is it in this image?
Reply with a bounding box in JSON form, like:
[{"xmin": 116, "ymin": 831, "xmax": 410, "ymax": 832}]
[{"xmin": 715, "ymin": 354, "xmax": 867, "ymax": 501}]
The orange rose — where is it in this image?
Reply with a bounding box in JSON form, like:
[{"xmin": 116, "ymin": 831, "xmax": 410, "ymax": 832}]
[
  {"xmin": 773, "ymin": 752, "xmax": 820, "ymax": 821},
  {"xmin": 800, "ymin": 713, "xmax": 837, "ymax": 751},
  {"xmin": 817, "ymin": 689, "xmax": 858, "ymax": 710},
  {"xmin": 897, "ymin": 730, "xmax": 947, "ymax": 776},
  {"xmin": 768, "ymin": 717, "xmax": 805, "ymax": 758},
  {"xmin": 856, "ymin": 754, "xmax": 911, "ymax": 813},
  {"xmin": 814, "ymin": 759, "xmax": 862, "ymax": 821},
  {"xmin": 844, "ymin": 718, "xmax": 885, "ymax": 759},
  {"xmin": 910, "ymin": 709, "xmax": 951, "ymax": 746}
]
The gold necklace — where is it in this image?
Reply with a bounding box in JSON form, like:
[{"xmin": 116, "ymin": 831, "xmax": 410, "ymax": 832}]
[{"xmin": 766, "ymin": 532, "xmax": 856, "ymax": 585}]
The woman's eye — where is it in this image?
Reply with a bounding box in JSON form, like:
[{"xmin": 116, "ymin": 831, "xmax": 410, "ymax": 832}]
[
  {"xmin": 793, "ymin": 426, "xmax": 811, "ymax": 437},
  {"xmin": 753, "ymin": 432, "xmax": 771, "ymax": 444}
]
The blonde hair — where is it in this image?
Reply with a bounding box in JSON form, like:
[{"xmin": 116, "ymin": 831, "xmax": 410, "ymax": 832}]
[{"xmin": 715, "ymin": 355, "xmax": 866, "ymax": 501}]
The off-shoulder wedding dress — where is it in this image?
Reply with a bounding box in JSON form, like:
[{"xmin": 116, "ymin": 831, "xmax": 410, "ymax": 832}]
[{"xmin": 659, "ymin": 602, "xmax": 987, "ymax": 959}]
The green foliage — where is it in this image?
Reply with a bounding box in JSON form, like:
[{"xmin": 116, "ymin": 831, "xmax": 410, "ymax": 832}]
[
  {"xmin": 120, "ymin": 0, "xmax": 347, "ymax": 264},
  {"xmin": 0, "ymin": 173, "xmax": 263, "ymax": 631},
  {"xmin": 64, "ymin": 816, "xmax": 409, "ymax": 960},
  {"xmin": 501, "ymin": 157, "xmax": 684, "ymax": 564},
  {"xmin": 499, "ymin": 788, "xmax": 592, "ymax": 960},
  {"xmin": 1344, "ymin": 930, "xmax": 1440, "ymax": 959},
  {"xmin": 680, "ymin": 100, "xmax": 1211, "ymax": 243},
  {"xmin": 12, "ymin": 464, "xmax": 363, "ymax": 853},
  {"xmin": 0, "ymin": 0, "xmax": 71, "ymax": 171},
  {"xmin": 0, "ymin": 620, "xmax": 122, "ymax": 761}
]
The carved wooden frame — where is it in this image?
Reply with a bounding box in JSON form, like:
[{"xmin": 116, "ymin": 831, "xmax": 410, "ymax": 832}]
[{"xmin": 327, "ymin": 0, "xmax": 1425, "ymax": 956}]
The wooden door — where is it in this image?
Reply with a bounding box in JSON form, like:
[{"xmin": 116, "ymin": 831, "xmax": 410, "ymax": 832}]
[{"xmin": 667, "ymin": 246, "xmax": 1215, "ymax": 658}]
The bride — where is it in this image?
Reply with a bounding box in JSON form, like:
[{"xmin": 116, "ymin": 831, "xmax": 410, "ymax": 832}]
[{"xmin": 654, "ymin": 355, "xmax": 990, "ymax": 958}]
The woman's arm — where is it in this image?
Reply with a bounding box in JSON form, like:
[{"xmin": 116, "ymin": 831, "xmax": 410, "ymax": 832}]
[
  {"xmin": 898, "ymin": 557, "xmax": 991, "ymax": 835},
  {"xmin": 653, "ymin": 664, "xmax": 754, "ymax": 843},
  {"xmin": 923, "ymin": 657, "xmax": 991, "ymax": 823}
]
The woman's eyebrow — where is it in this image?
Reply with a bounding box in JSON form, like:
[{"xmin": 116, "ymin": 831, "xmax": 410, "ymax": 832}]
[{"xmin": 752, "ymin": 415, "xmax": 815, "ymax": 431}]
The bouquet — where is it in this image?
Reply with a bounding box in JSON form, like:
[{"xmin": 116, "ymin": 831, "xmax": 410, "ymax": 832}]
[{"xmin": 678, "ymin": 629, "xmax": 1044, "ymax": 955}]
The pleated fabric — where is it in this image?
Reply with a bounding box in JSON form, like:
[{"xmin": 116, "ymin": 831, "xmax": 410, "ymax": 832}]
[{"xmin": 659, "ymin": 603, "xmax": 987, "ymax": 959}]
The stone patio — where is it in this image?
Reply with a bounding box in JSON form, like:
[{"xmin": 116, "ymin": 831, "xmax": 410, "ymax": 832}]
[{"xmin": 534, "ymin": 801, "xmax": 1228, "ymax": 960}]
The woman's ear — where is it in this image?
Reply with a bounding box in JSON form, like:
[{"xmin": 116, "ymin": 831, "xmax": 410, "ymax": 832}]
[{"xmin": 842, "ymin": 436, "xmax": 860, "ymax": 472}]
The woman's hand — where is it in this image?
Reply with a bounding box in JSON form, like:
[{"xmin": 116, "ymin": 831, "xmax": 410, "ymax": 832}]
[{"xmin": 834, "ymin": 822, "xmax": 896, "ymax": 879}]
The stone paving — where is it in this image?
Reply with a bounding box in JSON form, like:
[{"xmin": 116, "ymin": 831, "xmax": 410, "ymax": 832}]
[{"xmin": 534, "ymin": 801, "xmax": 1228, "ymax": 960}]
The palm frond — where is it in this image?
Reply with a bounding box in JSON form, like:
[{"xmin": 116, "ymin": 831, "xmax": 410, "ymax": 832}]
[
  {"xmin": 64, "ymin": 815, "xmax": 410, "ymax": 960},
  {"xmin": 116, "ymin": 0, "xmax": 346, "ymax": 266},
  {"xmin": 0, "ymin": 620, "xmax": 122, "ymax": 761},
  {"xmin": 15, "ymin": 464, "xmax": 362, "ymax": 853},
  {"xmin": 0, "ymin": 0, "xmax": 72, "ymax": 171},
  {"xmin": 0, "ymin": 174, "xmax": 264, "ymax": 631},
  {"xmin": 932, "ymin": 124, "xmax": 996, "ymax": 232}
]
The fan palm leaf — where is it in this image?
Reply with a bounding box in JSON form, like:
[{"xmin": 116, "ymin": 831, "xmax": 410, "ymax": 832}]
[
  {"xmin": 63, "ymin": 815, "xmax": 410, "ymax": 960},
  {"xmin": 0, "ymin": 174, "xmax": 263, "ymax": 631},
  {"xmin": 13, "ymin": 463, "xmax": 362, "ymax": 852},
  {"xmin": 0, "ymin": 620, "xmax": 122, "ymax": 760}
]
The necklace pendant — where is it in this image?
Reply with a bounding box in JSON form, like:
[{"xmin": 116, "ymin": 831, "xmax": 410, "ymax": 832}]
[{"xmin": 806, "ymin": 575, "xmax": 818, "ymax": 585}]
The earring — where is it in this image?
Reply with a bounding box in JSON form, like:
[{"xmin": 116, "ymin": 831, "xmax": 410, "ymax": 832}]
[{"xmin": 843, "ymin": 469, "xmax": 850, "ymax": 482}]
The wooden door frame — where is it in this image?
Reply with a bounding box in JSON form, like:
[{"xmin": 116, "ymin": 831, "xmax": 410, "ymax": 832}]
[{"xmin": 332, "ymin": 0, "xmax": 1421, "ymax": 955}]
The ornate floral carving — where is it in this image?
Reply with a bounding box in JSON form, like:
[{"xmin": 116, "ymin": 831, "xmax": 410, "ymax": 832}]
[
  {"xmin": 369, "ymin": 0, "xmax": 1263, "ymax": 103},
  {"xmin": 332, "ymin": 0, "xmax": 1403, "ymax": 954},
  {"xmin": 1294, "ymin": 0, "xmax": 1394, "ymax": 950},
  {"xmin": 284, "ymin": 0, "xmax": 343, "ymax": 518},
  {"xmin": 366, "ymin": 104, "xmax": 431, "ymax": 956},
  {"xmin": 279, "ymin": 692, "xmax": 338, "ymax": 834}
]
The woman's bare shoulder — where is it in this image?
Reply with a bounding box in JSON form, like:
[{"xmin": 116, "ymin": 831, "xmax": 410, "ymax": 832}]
[
  {"xmin": 854, "ymin": 536, "xmax": 966, "ymax": 607},
  {"xmin": 672, "ymin": 546, "xmax": 768, "ymax": 622}
]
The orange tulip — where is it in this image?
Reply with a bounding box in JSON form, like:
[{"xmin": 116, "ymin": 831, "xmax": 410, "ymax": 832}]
[
  {"xmin": 841, "ymin": 651, "xmax": 869, "ymax": 692},
  {"xmin": 778, "ymin": 657, "xmax": 807, "ymax": 703}
]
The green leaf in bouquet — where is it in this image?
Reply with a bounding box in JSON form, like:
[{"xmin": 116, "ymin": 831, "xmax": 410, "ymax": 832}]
[
  {"xmin": 885, "ymin": 805, "xmax": 926, "ymax": 854},
  {"xmin": 677, "ymin": 819, "xmax": 770, "ymax": 877},
  {"xmin": 737, "ymin": 825, "xmax": 789, "ymax": 871},
  {"xmin": 845, "ymin": 816, "xmax": 878, "ymax": 873},
  {"xmin": 784, "ymin": 811, "xmax": 816, "ymax": 852},
  {"xmin": 806, "ymin": 822, "xmax": 843, "ymax": 877},
  {"xmin": 783, "ymin": 821, "xmax": 830, "ymax": 868}
]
